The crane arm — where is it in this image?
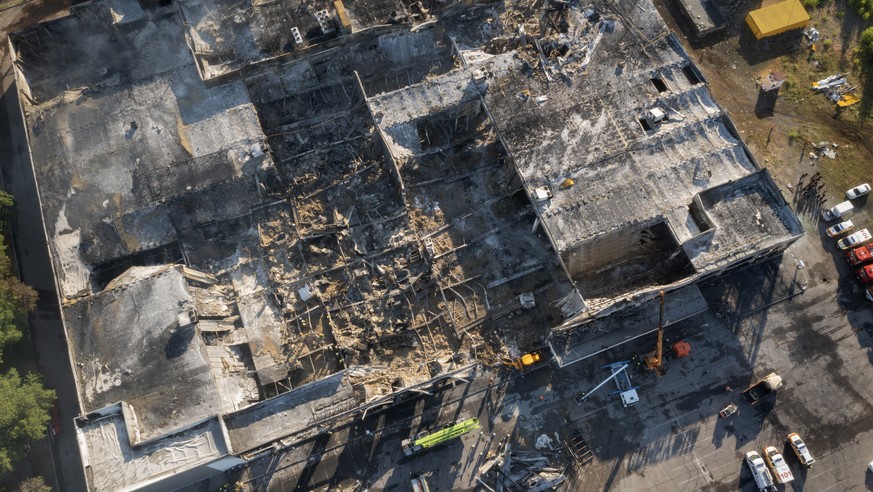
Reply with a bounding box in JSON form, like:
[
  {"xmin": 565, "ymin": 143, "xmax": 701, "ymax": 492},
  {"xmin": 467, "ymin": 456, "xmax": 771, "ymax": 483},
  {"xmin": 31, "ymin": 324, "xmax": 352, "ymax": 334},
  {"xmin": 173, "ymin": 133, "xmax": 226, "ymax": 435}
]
[
  {"xmin": 577, "ymin": 364, "xmax": 629, "ymax": 403},
  {"xmin": 655, "ymin": 290, "xmax": 665, "ymax": 366},
  {"xmin": 644, "ymin": 290, "xmax": 666, "ymax": 371}
]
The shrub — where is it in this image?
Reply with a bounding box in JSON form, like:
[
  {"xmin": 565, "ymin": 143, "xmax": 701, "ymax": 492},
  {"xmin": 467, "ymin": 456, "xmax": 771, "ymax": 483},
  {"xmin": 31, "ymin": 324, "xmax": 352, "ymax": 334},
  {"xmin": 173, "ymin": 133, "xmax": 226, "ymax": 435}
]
[
  {"xmin": 850, "ymin": 0, "xmax": 873, "ymax": 20},
  {"xmin": 861, "ymin": 27, "xmax": 873, "ymax": 67},
  {"xmin": 18, "ymin": 476, "xmax": 51, "ymax": 492}
]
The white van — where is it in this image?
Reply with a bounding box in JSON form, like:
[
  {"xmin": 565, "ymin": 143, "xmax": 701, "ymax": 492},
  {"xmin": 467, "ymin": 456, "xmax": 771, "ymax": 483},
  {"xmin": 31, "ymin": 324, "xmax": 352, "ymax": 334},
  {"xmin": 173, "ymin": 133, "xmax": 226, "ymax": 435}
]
[
  {"xmin": 822, "ymin": 200, "xmax": 854, "ymax": 221},
  {"xmin": 745, "ymin": 451, "xmax": 777, "ymax": 491}
]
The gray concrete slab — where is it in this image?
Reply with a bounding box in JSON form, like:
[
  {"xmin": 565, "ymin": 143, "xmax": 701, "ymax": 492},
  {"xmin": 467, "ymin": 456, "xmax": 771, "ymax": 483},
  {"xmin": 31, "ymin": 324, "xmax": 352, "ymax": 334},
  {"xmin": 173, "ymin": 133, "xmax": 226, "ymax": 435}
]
[
  {"xmin": 66, "ymin": 266, "xmax": 222, "ymax": 442},
  {"xmin": 551, "ymin": 283, "xmax": 708, "ymax": 366},
  {"xmin": 674, "ymin": 0, "xmax": 727, "ymax": 37},
  {"xmin": 223, "ymin": 371, "xmax": 358, "ymax": 454}
]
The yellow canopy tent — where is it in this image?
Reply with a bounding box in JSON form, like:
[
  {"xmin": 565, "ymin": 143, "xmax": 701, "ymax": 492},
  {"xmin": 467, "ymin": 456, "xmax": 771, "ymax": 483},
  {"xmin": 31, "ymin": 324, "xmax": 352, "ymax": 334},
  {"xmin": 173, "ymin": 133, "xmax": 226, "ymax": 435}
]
[{"xmin": 745, "ymin": 0, "xmax": 810, "ymax": 40}]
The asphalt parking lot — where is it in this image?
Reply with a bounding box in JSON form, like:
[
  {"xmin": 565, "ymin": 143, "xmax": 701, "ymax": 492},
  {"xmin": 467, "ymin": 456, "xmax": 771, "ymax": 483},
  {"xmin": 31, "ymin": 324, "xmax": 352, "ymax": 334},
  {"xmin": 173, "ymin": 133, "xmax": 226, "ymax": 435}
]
[{"xmin": 560, "ymin": 231, "xmax": 873, "ymax": 492}]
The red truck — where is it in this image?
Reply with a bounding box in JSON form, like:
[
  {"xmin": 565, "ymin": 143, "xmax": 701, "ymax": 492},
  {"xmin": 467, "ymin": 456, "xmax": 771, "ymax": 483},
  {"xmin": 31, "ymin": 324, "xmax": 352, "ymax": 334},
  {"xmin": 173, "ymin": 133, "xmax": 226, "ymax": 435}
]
[
  {"xmin": 847, "ymin": 244, "xmax": 873, "ymax": 266},
  {"xmin": 858, "ymin": 264, "xmax": 873, "ymax": 284}
]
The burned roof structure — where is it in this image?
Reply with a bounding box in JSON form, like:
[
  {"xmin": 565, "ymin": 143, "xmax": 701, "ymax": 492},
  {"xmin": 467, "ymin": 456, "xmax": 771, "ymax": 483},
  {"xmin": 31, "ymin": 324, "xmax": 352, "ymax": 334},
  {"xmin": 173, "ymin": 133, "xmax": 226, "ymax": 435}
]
[
  {"xmin": 477, "ymin": 23, "xmax": 804, "ymax": 317},
  {"xmin": 10, "ymin": 0, "xmax": 801, "ymax": 488}
]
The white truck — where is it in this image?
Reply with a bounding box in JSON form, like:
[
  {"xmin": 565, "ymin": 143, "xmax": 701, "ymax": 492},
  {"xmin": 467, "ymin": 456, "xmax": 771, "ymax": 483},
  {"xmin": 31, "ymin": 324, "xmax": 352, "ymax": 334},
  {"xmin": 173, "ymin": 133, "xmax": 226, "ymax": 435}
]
[
  {"xmin": 742, "ymin": 373, "xmax": 783, "ymax": 404},
  {"xmin": 763, "ymin": 446, "xmax": 794, "ymax": 484},
  {"xmin": 822, "ymin": 200, "xmax": 854, "ymax": 221},
  {"xmin": 745, "ymin": 451, "xmax": 777, "ymax": 492}
]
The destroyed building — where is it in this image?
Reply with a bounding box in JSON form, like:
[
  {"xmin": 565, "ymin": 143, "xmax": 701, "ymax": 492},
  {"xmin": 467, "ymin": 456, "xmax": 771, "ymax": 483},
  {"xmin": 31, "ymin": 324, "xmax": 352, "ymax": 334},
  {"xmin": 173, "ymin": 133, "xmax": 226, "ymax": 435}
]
[{"xmin": 9, "ymin": 0, "xmax": 801, "ymax": 489}]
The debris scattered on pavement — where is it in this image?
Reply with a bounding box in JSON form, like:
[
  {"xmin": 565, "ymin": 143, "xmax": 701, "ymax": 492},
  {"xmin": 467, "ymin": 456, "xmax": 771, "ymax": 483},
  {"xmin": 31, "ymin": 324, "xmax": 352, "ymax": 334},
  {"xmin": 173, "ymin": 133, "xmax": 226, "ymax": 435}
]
[
  {"xmin": 534, "ymin": 434, "xmax": 552, "ymax": 450},
  {"xmin": 479, "ymin": 439, "xmax": 569, "ymax": 491}
]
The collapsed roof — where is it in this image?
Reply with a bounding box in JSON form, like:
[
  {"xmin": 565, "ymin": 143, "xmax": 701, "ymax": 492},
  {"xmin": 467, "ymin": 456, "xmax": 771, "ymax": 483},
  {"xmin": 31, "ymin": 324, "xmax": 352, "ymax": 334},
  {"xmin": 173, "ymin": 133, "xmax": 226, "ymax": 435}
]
[{"xmin": 10, "ymin": 0, "xmax": 801, "ymax": 488}]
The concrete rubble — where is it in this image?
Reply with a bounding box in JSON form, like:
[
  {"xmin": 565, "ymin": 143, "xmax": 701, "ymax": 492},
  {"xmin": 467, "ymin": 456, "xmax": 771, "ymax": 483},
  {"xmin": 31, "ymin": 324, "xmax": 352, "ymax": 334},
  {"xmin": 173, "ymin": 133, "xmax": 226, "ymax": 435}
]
[
  {"xmin": 7, "ymin": 0, "xmax": 802, "ymax": 488},
  {"xmin": 478, "ymin": 442, "xmax": 567, "ymax": 491}
]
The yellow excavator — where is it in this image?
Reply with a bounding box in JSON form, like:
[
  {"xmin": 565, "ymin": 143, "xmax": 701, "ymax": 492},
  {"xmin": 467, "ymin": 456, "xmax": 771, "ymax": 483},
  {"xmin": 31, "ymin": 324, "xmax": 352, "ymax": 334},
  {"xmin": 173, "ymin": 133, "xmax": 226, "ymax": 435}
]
[{"xmin": 503, "ymin": 350, "xmax": 545, "ymax": 370}]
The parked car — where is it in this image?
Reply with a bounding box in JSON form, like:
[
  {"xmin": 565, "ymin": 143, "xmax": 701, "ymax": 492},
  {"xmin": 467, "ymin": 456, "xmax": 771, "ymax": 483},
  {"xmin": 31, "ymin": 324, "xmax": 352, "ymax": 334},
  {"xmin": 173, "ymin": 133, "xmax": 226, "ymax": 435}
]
[
  {"xmin": 49, "ymin": 399, "xmax": 62, "ymax": 438},
  {"xmin": 826, "ymin": 220, "xmax": 854, "ymax": 237},
  {"xmin": 745, "ymin": 451, "xmax": 777, "ymax": 492},
  {"xmin": 846, "ymin": 183, "xmax": 871, "ymax": 200},
  {"xmin": 763, "ymin": 446, "xmax": 794, "ymax": 484},
  {"xmin": 787, "ymin": 433, "xmax": 815, "ymax": 467},
  {"xmin": 838, "ymin": 229, "xmax": 872, "ymax": 250},
  {"xmin": 719, "ymin": 403, "xmax": 737, "ymax": 418}
]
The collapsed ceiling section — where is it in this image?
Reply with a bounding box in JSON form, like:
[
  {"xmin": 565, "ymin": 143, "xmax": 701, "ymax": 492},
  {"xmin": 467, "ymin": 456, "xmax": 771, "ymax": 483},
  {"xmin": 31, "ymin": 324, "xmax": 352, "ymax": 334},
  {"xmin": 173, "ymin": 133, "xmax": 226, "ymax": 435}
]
[
  {"xmin": 9, "ymin": 0, "xmax": 802, "ymax": 487},
  {"xmin": 12, "ymin": 0, "xmax": 581, "ymax": 415}
]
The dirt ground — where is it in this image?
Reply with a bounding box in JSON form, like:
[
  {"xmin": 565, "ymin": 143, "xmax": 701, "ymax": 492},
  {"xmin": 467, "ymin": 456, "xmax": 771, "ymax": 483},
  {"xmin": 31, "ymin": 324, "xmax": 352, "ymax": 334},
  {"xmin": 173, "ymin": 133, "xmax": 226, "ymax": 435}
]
[{"xmin": 656, "ymin": 0, "xmax": 873, "ymax": 224}]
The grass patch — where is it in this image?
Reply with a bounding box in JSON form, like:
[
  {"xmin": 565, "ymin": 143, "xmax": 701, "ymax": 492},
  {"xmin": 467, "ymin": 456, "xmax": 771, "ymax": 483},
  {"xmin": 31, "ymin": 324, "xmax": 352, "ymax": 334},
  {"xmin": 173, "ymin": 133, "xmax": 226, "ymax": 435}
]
[
  {"xmin": 818, "ymin": 144, "xmax": 864, "ymax": 197},
  {"xmin": 0, "ymin": 0, "xmax": 27, "ymax": 10},
  {"xmin": 787, "ymin": 128, "xmax": 806, "ymax": 142}
]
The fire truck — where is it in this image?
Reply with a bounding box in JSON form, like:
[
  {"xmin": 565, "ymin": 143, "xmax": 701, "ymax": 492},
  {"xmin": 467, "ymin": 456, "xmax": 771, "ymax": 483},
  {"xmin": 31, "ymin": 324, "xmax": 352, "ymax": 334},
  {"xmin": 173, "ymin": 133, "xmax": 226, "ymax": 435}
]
[{"xmin": 846, "ymin": 244, "xmax": 873, "ymax": 266}]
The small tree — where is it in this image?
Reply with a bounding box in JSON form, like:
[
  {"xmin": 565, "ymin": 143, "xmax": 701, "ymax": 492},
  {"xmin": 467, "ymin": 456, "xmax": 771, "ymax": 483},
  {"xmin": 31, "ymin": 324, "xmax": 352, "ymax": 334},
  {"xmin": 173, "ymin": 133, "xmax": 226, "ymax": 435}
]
[
  {"xmin": 18, "ymin": 476, "xmax": 51, "ymax": 492},
  {"xmin": 0, "ymin": 258, "xmax": 37, "ymax": 355},
  {"xmin": 0, "ymin": 192, "xmax": 52, "ymax": 478},
  {"xmin": 0, "ymin": 193, "xmax": 36, "ymax": 358},
  {"xmin": 0, "ymin": 192, "xmax": 12, "ymax": 221},
  {"xmin": 0, "ymin": 369, "xmax": 55, "ymax": 474},
  {"xmin": 850, "ymin": 0, "xmax": 873, "ymax": 20},
  {"xmin": 861, "ymin": 27, "xmax": 873, "ymax": 67}
]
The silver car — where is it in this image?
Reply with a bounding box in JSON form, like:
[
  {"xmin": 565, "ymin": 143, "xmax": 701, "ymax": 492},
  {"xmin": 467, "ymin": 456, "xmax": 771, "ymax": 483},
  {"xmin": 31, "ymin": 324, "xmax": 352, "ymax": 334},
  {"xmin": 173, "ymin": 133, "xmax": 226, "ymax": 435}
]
[
  {"xmin": 846, "ymin": 183, "xmax": 871, "ymax": 200},
  {"xmin": 826, "ymin": 220, "xmax": 854, "ymax": 237}
]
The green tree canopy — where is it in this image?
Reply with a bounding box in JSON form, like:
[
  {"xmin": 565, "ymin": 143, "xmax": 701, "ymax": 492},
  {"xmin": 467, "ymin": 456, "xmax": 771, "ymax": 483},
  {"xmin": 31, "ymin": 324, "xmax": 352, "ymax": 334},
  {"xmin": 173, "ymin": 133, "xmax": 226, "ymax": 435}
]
[
  {"xmin": 18, "ymin": 476, "xmax": 52, "ymax": 492},
  {"xmin": 0, "ymin": 369, "xmax": 55, "ymax": 474},
  {"xmin": 861, "ymin": 27, "xmax": 873, "ymax": 66},
  {"xmin": 0, "ymin": 192, "xmax": 36, "ymax": 360},
  {"xmin": 0, "ymin": 252, "xmax": 37, "ymax": 356},
  {"xmin": 0, "ymin": 192, "xmax": 53, "ymax": 478},
  {"xmin": 850, "ymin": 0, "xmax": 873, "ymax": 20},
  {"xmin": 0, "ymin": 192, "xmax": 12, "ymax": 222}
]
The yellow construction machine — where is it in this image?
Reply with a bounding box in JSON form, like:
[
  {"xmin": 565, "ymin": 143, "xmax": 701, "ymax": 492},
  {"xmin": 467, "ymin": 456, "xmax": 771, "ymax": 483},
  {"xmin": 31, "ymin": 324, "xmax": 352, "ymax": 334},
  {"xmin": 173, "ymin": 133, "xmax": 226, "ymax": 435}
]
[{"xmin": 503, "ymin": 350, "xmax": 545, "ymax": 370}]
